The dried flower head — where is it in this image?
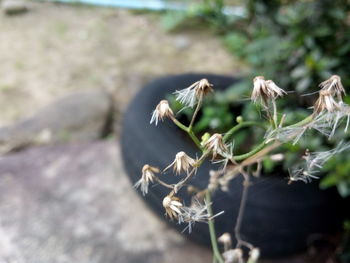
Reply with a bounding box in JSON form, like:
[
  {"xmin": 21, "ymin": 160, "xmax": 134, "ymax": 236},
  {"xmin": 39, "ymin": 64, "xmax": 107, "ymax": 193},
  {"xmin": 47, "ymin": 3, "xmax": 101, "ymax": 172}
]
[
  {"xmin": 164, "ymin": 151, "xmax": 196, "ymax": 175},
  {"xmin": 134, "ymin": 164, "xmax": 160, "ymax": 195},
  {"xmin": 218, "ymin": 233, "xmax": 232, "ymax": 251},
  {"xmin": 319, "ymin": 75, "xmax": 345, "ymax": 100},
  {"xmin": 174, "ymin": 78, "xmax": 213, "ymax": 108},
  {"xmin": 162, "ymin": 195, "xmax": 183, "ymax": 220},
  {"xmin": 314, "ymin": 89, "xmax": 340, "ymax": 113},
  {"xmin": 248, "ymin": 248, "xmax": 260, "ymax": 262},
  {"xmin": 314, "ymin": 75, "xmax": 346, "ymax": 114},
  {"xmin": 195, "ymin": 78, "xmax": 214, "ymax": 97},
  {"xmin": 251, "ymin": 76, "xmax": 286, "ymax": 105},
  {"xmin": 202, "ymin": 133, "xmax": 228, "ymax": 159},
  {"xmin": 222, "ymin": 248, "xmax": 243, "ymax": 263},
  {"xmin": 150, "ymin": 100, "xmax": 174, "ymax": 125}
]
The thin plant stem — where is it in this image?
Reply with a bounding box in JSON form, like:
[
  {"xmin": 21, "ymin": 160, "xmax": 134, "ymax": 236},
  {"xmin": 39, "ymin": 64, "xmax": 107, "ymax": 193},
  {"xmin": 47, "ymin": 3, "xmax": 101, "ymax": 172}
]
[
  {"xmin": 287, "ymin": 114, "xmax": 314, "ymax": 128},
  {"xmin": 233, "ymin": 141, "xmax": 266, "ymax": 161},
  {"xmin": 206, "ymin": 191, "xmax": 224, "ymax": 263},
  {"xmin": 171, "ymin": 116, "xmax": 188, "ymax": 132},
  {"xmin": 188, "ymin": 130, "xmax": 203, "ymax": 150},
  {"xmin": 189, "ymin": 93, "xmax": 203, "ymax": 130},
  {"xmin": 272, "ymin": 100, "xmax": 278, "ymax": 129},
  {"xmin": 223, "ymin": 121, "xmax": 266, "ymax": 142},
  {"xmin": 171, "ymin": 116, "xmax": 202, "ymax": 149},
  {"xmin": 153, "ymin": 177, "xmax": 174, "ymax": 190},
  {"xmin": 234, "ymin": 171, "xmax": 254, "ymax": 250},
  {"xmin": 171, "ymin": 152, "xmax": 209, "ymax": 194}
]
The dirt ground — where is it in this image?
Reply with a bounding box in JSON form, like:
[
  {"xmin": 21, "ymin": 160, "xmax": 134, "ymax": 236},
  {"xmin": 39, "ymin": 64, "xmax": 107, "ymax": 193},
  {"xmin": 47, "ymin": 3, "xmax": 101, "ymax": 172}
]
[{"xmin": 0, "ymin": 1, "xmax": 241, "ymax": 126}]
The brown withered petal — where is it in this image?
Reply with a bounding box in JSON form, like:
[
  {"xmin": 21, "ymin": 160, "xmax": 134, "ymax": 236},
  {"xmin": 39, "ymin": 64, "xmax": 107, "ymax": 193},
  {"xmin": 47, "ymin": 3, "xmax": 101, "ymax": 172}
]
[
  {"xmin": 164, "ymin": 151, "xmax": 196, "ymax": 175},
  {"xmin": 150, "ymin": 100, "xmax": 174, "ymax": 125},
  {"xmin": 319, "ymin": 75, "xmax": 345, "ymax": 99},
  {"xmin": 314, "ymin": 89, "xmax": 340, "ymax": 113},
  {"xmin": 202, "ymin": 133, "xmax": 228, "ymax": 159},
  {"xmin": 162, "ymin": 195, "xmax": 183, "ymax": 220},
  {"xmin": 195, "ymin": 78, "xmax": 214, "ymax": 97}
]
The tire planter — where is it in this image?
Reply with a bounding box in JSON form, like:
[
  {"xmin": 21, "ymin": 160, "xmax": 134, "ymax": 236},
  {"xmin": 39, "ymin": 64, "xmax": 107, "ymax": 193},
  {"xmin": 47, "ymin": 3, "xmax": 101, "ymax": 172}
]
[{"xmin": 121, "ymin": 73, "xmax": 348, "ymax": 258}]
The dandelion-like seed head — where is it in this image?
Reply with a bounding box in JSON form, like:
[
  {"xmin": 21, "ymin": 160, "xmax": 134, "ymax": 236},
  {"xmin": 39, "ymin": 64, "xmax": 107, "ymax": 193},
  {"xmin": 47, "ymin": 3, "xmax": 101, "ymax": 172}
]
[
  {"xmin": 180, "ymin": 198, "xmax": 224, "ymax": 233},
  {"xmin": 174, "ymin": 78, "xmax": 214, "ymax": 108},
  {"xmin": 314, "ymin": 75, "xmax": 346, "ymax": 114},
  {"xmin": 195, "ymin": 78, "xmax": 214, "ymax": 97},
  {"xmin": 314, "ymin": 89, "xmax": 340, "ymax": 113},
  {"xmin": 150, "ymin": 100, "xmax": 174, "ymax": 125},
  {"xmin": 251, "ymin": 76, "xmax": 267, "ymax": 104},
  {"xmin": 251, "ymin": 76, "xmax": 286, "ymax": 105},
  {"xmin": 134, "ymin": 164, "xmax": 160, "ymax": 195},
  {"xmin": 288, "ymin": 167, "xmax": 319, "ymax": 184},
  {"xmin": 265, "ymin": 80, "xmax": 286, "ymax": 99},
  {"xmin": 164, "ymin": 151, "xmax": 196, "ymax": 175},
  {"xmin": 162, "ymin": 195, "xmax": 183, "ymax": 220},
  {"xmin": 202, "ymin": 133, "xmax": 228, "ymax": 159},
  {"xmin": 319, "ymin": 75, "xmax": 345, "ymax": 99}
]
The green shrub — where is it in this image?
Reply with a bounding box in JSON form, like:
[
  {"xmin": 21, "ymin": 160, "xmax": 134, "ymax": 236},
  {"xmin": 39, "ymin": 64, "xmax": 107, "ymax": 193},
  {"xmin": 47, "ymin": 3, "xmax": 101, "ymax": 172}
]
[{"xmin": 165, "ymin": 0, "xmax": 350, "ymax": 197}]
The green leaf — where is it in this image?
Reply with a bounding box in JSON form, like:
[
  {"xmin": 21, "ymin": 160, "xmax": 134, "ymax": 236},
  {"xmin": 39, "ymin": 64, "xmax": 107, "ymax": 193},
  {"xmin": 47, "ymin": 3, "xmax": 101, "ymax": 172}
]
[{"xmin": 320, "ymin": 174, "xmax": 338, "ymax": 189}]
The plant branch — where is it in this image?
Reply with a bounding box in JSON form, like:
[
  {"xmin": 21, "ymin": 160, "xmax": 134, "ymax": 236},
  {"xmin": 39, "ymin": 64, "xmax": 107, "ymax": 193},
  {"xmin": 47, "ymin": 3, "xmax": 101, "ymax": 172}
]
[
  {"xmin": 223, "ymin": 121, "xmax": 266, "ymax": 142},
  {"xmin": 206, "ymin": 191, "xmax": 224, "ymax": 263},
  {"xmin": 153, "ymin": 177, "xmax": 174, "ymax": 190},
  {"xmin": 233, "ymin": 141, "xmax": 266, "ymax": 161},
  {"xmin": 171, "ymin": 152, "xmax": 209, "ymax": 194},
  {"xmin": 189, "ymin": 93, "xmax": 203, "ymax": 130},
  {"xmin": 234, "ymin": 171, "xmax": 254, "ymax": 250},
  {"xmin": 272, "ymin": 100, "xmax": 278, "ymax": 129},
  {"xmin": 171, "ymin": 116, "xmax": 202, "ymax": 149}
]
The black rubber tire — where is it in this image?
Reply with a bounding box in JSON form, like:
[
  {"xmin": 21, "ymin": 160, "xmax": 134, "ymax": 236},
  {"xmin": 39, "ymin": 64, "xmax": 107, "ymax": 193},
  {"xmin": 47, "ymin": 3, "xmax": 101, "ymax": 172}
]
[{"xmin": 121, "ymin": 73, "xmax": 346, "ymax": 258}]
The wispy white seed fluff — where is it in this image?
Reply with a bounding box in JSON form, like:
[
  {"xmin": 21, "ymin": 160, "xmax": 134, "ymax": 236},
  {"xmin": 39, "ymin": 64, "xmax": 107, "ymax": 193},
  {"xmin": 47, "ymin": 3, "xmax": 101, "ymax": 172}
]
[
  {"xmin": 134, "ymin": 164, "xmax": 160, "ymax": 195},
  {"xmin": 289, "ymin": 142, "xmax": 350, "ymax": 183},
  {"xmin": 164, "ymin": 151, "xmax": 196, "ymax": 175},
  {"xmin": 150, "ymin": 100, "xmax": 174, "ymax": 125},
  {"xmin": 174, "ymin": 79, "xmax": 213, "ymax": 108},
  {"xmin": 179, "ymin": 198, "xmax": 224, "ymax": 233}
]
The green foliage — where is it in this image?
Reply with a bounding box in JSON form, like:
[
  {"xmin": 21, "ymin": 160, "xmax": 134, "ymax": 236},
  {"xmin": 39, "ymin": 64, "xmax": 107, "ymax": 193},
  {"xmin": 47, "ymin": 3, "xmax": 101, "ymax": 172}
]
[
  {"xmin": 232, "ymin": 0, "xmax": 350, "ymax": 93},
  {"xmin": 164, "ymin": 0, "xmax": 350, "ymax": 196}
]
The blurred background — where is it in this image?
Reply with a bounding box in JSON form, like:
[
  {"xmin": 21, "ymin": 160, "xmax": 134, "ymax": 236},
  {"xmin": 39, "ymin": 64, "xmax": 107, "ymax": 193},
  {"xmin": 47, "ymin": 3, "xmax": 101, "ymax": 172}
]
[{"xmin": 0, "ymin": 0, "xmax": 349, "ymax": 262}]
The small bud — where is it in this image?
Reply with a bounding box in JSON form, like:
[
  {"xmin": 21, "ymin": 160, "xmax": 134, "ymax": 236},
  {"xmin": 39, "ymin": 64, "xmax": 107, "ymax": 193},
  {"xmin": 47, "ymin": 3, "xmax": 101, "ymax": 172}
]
[
  {"xmin": 201, "ymin": 132, "xmax": 211, "ymax": 144},
  {"xmin": 150, "ymin": 100, "xmax": 174, "ymax": 125},
  {"xmin": 236, "ymin": 116, "xmax": 243, "ymax": 123},
  {"xmin": 164, "ymin": 151, "xmax": 196, "ymax": 175}
]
